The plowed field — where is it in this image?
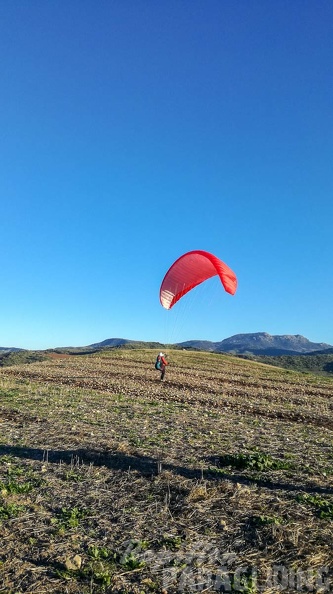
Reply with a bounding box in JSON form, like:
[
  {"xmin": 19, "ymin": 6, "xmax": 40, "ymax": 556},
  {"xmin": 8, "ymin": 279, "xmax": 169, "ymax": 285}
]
[{"xmin": 0, "ymin": 349, "xmax": 332, "ymax": 593}]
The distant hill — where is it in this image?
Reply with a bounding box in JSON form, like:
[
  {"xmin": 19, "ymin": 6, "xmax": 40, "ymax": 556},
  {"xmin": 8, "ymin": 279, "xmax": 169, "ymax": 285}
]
[
  {"xmin": 87, "ymin": 338, "xmax": 164, "ymax": 350},
  {"xmin": 178, "ymin": 333, "xmax": 333, "ymax": 356},
  {"xmin": 47, "ymin": 338, "xmax": 165, "ymax": 355},
  {"xmin": 89, "ymin": 338, "xmax": 132, "ymax": 348}
]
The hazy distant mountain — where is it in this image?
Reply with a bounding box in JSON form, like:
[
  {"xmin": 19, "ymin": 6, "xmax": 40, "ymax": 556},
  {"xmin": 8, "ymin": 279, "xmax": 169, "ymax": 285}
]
[
  {"xmin": 0, "ymin": 347, "xmax": 22, "ymax": 353},
  {"xmin": 178, "ymin": 333, "xmax": 333, "ymax": 356}
]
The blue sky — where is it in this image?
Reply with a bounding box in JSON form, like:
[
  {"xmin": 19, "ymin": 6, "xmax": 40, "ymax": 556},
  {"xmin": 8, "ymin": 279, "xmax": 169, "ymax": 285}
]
[{"xmin": 1, "ymin": 1, "xmax": 332, "ymax": 350}]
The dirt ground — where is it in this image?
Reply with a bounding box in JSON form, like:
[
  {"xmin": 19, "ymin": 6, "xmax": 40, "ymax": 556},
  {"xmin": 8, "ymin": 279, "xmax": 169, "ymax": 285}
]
[{"xmin": 0, "ymin": 349, "xmax": 332, "ymax": 593}]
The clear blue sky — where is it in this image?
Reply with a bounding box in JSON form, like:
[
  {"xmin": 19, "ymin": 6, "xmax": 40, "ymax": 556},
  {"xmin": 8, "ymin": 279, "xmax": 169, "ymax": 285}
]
[{"xmin": 1, "ymin": 1, "xmax": 332, "ymax": 350}]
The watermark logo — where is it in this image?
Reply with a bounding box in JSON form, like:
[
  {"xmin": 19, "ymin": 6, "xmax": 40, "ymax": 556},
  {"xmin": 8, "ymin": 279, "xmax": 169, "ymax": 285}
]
[{"xmin": 120, "ymin": 538, "xmax": 331, "ymax": 592}]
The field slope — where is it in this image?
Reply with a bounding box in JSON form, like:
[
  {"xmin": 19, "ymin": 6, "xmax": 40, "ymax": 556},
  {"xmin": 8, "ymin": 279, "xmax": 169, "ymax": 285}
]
[{"xmin": 0, "ymin": 349, "xmax": 333, "ymax": 593}]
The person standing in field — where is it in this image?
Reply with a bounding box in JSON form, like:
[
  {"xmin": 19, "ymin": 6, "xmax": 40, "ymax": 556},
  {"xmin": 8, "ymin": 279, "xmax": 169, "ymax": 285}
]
[{"xmin": 155, "ymin": 352, "xmax": 168, "ymax": 380}]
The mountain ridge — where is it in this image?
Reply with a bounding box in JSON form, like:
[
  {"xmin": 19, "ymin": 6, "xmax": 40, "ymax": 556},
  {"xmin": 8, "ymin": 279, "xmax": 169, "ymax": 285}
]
[
  {"xmin": 1, "ymin": 333, "xmax": 332, "ymax": 356},
  {"xmin": 84, "ymin": 332, "xmax": 332, "ymax": 356},
  {"xmin": 177, "ymin": 332, "xmax": 332, "ymax": 356}
]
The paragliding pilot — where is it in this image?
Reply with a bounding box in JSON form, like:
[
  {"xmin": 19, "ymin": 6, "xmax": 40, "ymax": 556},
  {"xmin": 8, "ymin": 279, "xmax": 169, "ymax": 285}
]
[{"xmin": 155, "ymin": 352, "xmax": 168, "ymax": 380}]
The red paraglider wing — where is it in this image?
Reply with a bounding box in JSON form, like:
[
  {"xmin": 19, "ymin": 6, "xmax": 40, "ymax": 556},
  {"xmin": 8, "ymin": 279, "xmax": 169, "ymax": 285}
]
[{"xmin": 160, "ymin": 250, "xmax": 237, "ymax": 310}]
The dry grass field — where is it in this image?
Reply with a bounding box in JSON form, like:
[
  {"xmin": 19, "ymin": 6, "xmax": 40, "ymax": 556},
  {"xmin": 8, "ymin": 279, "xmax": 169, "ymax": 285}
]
[{"xmin": 0, "ymin": 348, "xmax": 333, "ymax": 593}]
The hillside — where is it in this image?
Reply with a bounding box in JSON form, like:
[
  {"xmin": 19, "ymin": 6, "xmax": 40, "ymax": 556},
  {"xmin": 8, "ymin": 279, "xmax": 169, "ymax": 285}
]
[
  {"xmin": 243, "ymin": 352, "xmax": 333, "ymax": 376},
  {"xmin": 0, "ymin": 350, "xmax": 47, "ymax": 367},
  {"xmin": 0, "ymin": 349, "xmax": 333, "ymax": 592}
]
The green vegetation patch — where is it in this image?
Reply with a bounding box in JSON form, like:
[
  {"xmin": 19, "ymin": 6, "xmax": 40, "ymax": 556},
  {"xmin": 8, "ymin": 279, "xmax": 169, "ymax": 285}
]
[
  {"xmin": 297, "ymin": 493, "xmax": 333, "ymax": 520},
  {"xmin": 0, "ymin": 456, "xmax": 45, "ymax": 494},
  {"xmin": 56, "ymin": 543, "xmax": 148, "ymax": 589},
  {"xmin": 51, "ymin": 506, "xmax": 89, "ymax": 533},
  {"xmin": 216, "ymin": 450, "xmax": 292, "ymax": 472},
  {"xmin": 250, "ymin": 514, "xmax": 283, "ymax": 526},
  {"xmin": 0, "ymin": 501, "xmax": 27, "ymax": 521}
]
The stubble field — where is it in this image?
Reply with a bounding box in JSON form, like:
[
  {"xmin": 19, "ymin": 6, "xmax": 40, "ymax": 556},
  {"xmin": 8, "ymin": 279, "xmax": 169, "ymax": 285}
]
[{"xmin": 0, "ymin": 348, "xmax": 333, "ymax": 594}]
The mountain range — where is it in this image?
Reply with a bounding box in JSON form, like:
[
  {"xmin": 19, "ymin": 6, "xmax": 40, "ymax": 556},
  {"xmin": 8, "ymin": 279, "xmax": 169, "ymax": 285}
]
[
  {"xmin": 176, "ymin": 333, "xmax": 333, "ymax": 356},
  {"xmin": 1, "ymin": 333, "xmax": 332, "ymax": 357},
  {"xmin": 87, "ymin": 332, "xmax": 332, "ymax": 357}
]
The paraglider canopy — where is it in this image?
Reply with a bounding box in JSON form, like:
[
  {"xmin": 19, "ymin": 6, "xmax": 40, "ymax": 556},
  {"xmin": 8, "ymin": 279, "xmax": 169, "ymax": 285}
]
[{"xmin": 160, "ymin": 250, "xmax": 237, "ymax": 310}]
